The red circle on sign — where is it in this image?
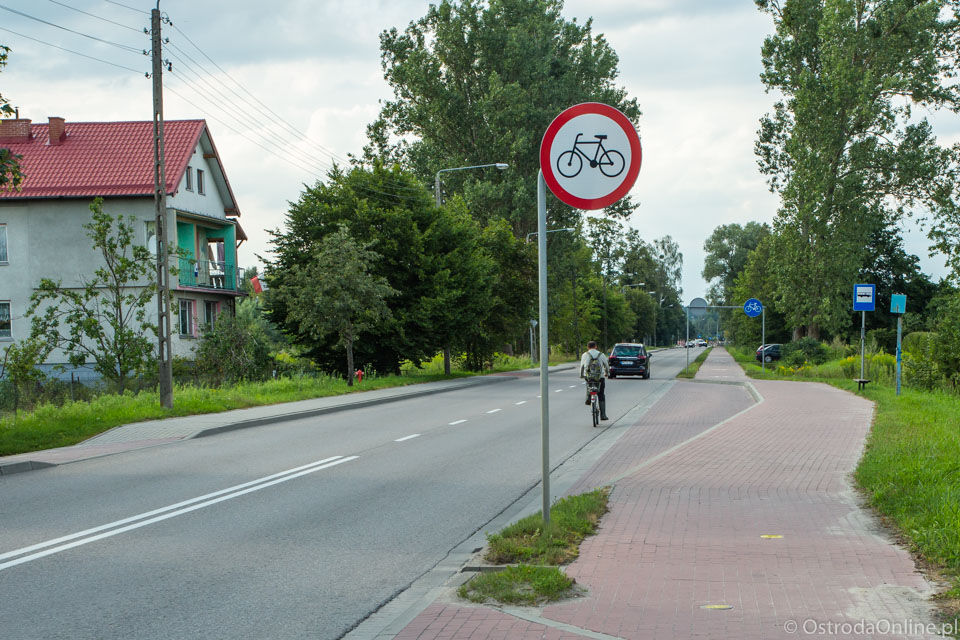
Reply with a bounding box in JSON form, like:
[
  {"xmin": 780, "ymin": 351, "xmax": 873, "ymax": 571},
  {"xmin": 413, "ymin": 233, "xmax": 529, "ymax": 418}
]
[{"xmin": 540, "ymin": 102, "xmax": 642, "ymax": 210}]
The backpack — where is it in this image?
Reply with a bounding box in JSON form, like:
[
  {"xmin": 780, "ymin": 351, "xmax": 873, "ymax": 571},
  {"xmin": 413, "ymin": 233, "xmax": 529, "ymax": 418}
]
[{"xmin": 585, "ymin": 353, "xmax": 603, "ymax": 381}]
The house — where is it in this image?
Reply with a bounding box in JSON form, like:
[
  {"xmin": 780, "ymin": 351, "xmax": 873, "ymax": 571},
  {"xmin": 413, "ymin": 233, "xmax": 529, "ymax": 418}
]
[{"xmin": 0, "ymin": 116, "xmax": 247, "ymax": 377}]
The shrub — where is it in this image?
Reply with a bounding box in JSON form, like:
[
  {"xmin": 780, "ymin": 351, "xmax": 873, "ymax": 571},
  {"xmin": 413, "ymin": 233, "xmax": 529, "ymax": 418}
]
[
  {"xmin": 196, "ymin": 311, "xmax": 272, "ymax": 386},
  {"xmin": 782, "ymin": 337, "xmax": 829, "ymax": 366}
]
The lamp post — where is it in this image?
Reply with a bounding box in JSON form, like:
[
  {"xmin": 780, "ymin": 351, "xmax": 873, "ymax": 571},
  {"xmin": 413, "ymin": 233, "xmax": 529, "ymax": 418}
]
[
  {"xmin": 648, "ymin": 290, "xmax": 667, "ymax": 346},
  {"xmin": 435, "ymin": 162, "xmax": 509, "ymax": 375},
  {"xmin": 525, "ymin": 227, "xmax": 575, "ymax": 242}
]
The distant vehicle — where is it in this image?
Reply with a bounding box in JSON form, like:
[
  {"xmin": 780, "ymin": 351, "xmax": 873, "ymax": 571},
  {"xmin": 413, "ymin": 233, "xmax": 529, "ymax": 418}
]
[
  {"xmin": 608, "ymin": 343, "xmax": 651, "ymax": 379},
  {"xmin": 697, "ymin": 339, "xmax": 708, "ymax": 347},
  {"xmin": 686, "ymin": 341, "xmax": 696, "ymax": 348},
  {"xmin": 755, "ymin": 344, "xmax": 782, "ymax": 363}
]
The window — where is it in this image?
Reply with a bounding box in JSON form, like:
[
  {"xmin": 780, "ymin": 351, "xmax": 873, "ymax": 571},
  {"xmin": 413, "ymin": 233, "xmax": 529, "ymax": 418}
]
[
  {"xmin": 185, "ymin": 166, "xmax": 193, "ymax": 191},
  {"xmin": 204, "ymin": 300, "xmax": 219, "ymax": 331},
  {"xmin": 145, "ymin": 221, "xmax": 157, "ymax": 255},
  {"xmin": 0, "ymin": 302, "xmax": 11, "ymax": 338},
  {"xmin": 0, "ymin": 224, "xmax": 7, "ymax": 263},
  {"xmin": 196, "ymin": 169, "xmax": 205, "ymax": 195},
  {"xmin": 178, "ymin": 299, "xmax": 196, "ymax": 336}
]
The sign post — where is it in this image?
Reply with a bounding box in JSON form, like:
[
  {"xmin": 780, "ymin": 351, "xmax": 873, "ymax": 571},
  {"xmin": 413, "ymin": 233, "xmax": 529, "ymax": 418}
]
[
  {"xmin": 853, "ymin": 284, "xmax": 876, "ymax": 382},
  {"xmin": 539, "ymin": 103, "xmax": 641, "ymax": 524},
  {"xmin": 890, "ymin": 294, "xmax": 907, "ymax": 396},
  {"xmin": 743, "ymin": 298, "xmax": 765, "ymax": 372}
]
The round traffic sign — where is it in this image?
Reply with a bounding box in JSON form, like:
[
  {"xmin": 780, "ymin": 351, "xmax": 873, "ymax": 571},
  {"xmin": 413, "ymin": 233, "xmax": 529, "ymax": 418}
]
[
  {"xmin": 743, "ymin": 298, "xmax": 763, "ymax": 318},
  {"xmin": 540, "ymin": 103, "xmax": 642, "ymax": 210},
  {"xmin": 688, "ymin": 297, "xmax": 708, "ymax": 318}
]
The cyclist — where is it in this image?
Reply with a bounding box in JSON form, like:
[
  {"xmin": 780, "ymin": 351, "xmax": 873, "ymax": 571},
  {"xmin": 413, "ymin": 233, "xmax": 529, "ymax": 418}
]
[{"xmin": 579, "ymin": 340, "xmax": 609, "ymax": 420}]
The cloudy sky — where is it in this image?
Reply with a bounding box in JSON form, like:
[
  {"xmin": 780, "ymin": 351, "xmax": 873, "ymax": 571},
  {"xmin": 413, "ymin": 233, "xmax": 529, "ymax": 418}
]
[{"xmin": 1, "ymin": 0, "xmax": 952, "ymax": 300}]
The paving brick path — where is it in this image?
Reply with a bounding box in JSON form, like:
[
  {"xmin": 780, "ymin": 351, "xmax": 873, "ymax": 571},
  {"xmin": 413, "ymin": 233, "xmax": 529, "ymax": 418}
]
[{"xmin": 393, "ymin": 349, "xmax": 941, "ymax": 639}]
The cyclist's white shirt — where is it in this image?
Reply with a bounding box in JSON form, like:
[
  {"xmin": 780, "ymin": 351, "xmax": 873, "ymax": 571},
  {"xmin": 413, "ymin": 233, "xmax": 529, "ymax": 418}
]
[{"xmin": 579, "ymin": 349, "xmax": 609, "ymax": 378}]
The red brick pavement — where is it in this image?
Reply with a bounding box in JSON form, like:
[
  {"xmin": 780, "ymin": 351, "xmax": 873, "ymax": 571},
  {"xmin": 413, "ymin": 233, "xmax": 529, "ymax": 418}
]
[{"xmin": 393, "ymin": 349, "xmax": 940, "ymax": 639}]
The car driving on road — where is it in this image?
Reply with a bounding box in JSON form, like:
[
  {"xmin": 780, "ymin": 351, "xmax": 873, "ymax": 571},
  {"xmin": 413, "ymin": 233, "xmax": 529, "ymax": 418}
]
[{"xmin": 608, "ymin": 343, "xmax": 651, "ymax": 379}]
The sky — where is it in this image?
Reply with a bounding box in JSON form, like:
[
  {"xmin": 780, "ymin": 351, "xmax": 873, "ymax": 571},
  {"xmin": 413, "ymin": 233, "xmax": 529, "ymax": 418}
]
[{"xmin": 1, "ymin": 0, "xmax": 953, "ymax": 302}]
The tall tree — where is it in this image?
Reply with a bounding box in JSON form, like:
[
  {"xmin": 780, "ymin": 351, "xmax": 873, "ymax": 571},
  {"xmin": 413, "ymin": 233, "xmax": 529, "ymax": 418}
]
[
  {"xmin": 282, "ymin": 228, "xmax": 396, "ymax": 386},
  {"xmin": 366, "ymin": 0, "xmax": 641, "ymax": 236},
  {"xmin": 27, "ymin": 199, "xmax": 157, "ymax": 391},
  {"xmin": 702, "ymin": 222, "xmax": 771, "ymax": 304},
  {"xmin": 756, "ymin": 0, "xmax": 960, "ymax": 338},
  {"xmin": 0, "ymin": 44, "xmax": 24, "ymax": 192}
]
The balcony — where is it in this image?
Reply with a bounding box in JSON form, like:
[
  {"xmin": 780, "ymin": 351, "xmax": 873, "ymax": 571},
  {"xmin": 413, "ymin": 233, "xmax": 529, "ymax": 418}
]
[{"xmin": 179, "ymin": 258, "xmax": 241, "ymax": 291}]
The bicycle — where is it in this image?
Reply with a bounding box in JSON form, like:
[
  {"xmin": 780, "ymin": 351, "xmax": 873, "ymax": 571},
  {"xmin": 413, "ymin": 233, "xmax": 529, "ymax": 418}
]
[
  {"xmin": 586, "ymin": 378, "xmax": 602, "ymax": 427},
  {"xmin": 745, "ymin": 301, "xmax": 762, "ymax": 314},
  {"xmin": 556, "ymin": 133, "xmax": 626, "ymax": 179}
]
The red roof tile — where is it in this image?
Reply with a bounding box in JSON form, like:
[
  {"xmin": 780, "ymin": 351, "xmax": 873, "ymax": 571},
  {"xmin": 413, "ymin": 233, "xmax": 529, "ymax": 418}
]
[{"xmin": 0, "ymin": 119, "xmax": 205, "ymax": 200}]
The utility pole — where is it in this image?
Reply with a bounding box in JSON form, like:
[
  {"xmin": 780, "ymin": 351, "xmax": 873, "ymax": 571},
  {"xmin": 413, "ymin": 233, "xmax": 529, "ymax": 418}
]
[{"xmin": 151, "ymin": 6, "xmax": 173, "ymax": 408}]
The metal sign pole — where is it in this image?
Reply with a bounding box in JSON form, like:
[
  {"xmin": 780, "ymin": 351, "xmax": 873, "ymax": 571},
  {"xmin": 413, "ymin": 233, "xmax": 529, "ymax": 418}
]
[
  {"xmin": 860, "ymin": 311, "xmax": 866, "ymax": 380},
  {"xmin": 761, "ymin": 308, "xmax": 766, "ymax": 373},
  {"xmin": 537, "ymin": 170, "xmax": 551, "ymax": 526},
  {"xmin": 896, "ymin": 315, "xmax": 902, "ymax": 396},
  {"xmin": 685, "ymin": 307, "xmax": 690, "ymax": 372}
]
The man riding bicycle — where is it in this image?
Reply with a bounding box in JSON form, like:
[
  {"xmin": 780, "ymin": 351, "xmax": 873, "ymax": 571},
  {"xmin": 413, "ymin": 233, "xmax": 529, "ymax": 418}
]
[{"xmin": 580, "ymin": 340, "xmax": 609, "ymax": 421}]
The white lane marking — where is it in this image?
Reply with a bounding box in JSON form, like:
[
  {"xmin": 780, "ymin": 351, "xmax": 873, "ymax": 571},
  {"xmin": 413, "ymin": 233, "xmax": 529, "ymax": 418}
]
[
  {"xmin": 449, "ymin": 419, "xmax": 467, "ymax": 425},
  {"xmin": 515, "ymin": 401, "xmax": 527, "ymax": 405},
  {"xmin": 394, "ymin": 434, "xmax": 421, "ymax": 442},
  {"xmin": 554, "ymin": 389, "xmax": 563, "ymax": 393},
  {"xmin": 569, "ymin": 385, "xmax": 577, "ymax": 388},
  {"xmin": 486, "ymin": 409, "xmax": 501, "ymax": 414},
  {"xmin": 0, "ymin": 456, "xmax": 358, "ymax": 571},
  {"xmin": 0, "ymin": 455, "xmax": 345, "ymax": 563}
]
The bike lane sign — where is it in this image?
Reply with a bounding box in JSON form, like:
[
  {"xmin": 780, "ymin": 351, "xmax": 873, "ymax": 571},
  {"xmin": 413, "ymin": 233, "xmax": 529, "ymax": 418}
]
[
  {"xmin": 743, "ymin": 298, "xmax": 763, "ymax": 317},
  {"xmin": 540, "ymin": 102, "xmax": 642, "ymax": 210}
]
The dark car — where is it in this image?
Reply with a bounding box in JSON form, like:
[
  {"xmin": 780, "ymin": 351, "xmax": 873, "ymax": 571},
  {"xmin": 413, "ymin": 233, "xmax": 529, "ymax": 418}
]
[
  {"xmin": 608, "ymin": 343, "xmax": 651, "ymax": 379},
  {"xmin": 755, "ymin": 344, "xmax": 782, "ymax": 363}
]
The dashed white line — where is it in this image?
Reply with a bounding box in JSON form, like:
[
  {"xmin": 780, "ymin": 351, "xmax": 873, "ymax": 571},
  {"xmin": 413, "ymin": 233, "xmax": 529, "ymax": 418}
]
[
  {"xmin": 394, "ymin": 434, "xmax": 421, "ymax": 442},
  {"xmin": 554, "ymin": 389, "xmax": 563, "ymax": 393},
  {"xmin": 449, "ymin": 419, "xmax": 467, "ymax": 425},
  {"xmin": 486, "ymin": 409, "xmax": 501, "ymax": 414},
  {"xmin": 515, "ymin": 401, "xmax": 527, "ymax": 405},
  {"xmin": 569, "ymin": 385, "xmax": 577, "ymax": 388}
]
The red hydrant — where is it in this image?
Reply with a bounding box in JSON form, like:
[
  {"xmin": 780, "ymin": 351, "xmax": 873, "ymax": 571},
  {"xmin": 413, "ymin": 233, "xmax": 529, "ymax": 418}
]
[{"xmin": 355, "ymin": 369, "xmax": 364, "ymax": 383}]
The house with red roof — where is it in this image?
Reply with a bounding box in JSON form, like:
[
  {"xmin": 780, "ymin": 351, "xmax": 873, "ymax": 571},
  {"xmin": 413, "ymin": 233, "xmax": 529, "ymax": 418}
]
[{"xmin": 0, "ymin": 116, "xmax": 248, "ymax": 377}]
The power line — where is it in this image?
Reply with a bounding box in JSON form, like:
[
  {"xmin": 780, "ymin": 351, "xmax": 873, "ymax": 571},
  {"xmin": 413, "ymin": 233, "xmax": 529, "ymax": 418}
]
[
  {"xmin": 0, "ymin": 3, "xmax": 143, "ymax": 54},
  {"xmin": 0, "ymin": 25, "xmax": 145, "ymax": 74},
  {"xmin": 44, "ymin": 0, "xmax": 142, "ymax": 33},
  {"xmin": 102, "ymin": 0, "xmax": 147, "ymax": 14}
]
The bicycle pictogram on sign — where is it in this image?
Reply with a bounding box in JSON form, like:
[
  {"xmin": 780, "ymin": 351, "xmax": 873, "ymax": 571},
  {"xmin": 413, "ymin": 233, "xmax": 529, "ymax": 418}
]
[{"xmin": 556, "ymin": 133, "xmax": 626, "ymax": 178}]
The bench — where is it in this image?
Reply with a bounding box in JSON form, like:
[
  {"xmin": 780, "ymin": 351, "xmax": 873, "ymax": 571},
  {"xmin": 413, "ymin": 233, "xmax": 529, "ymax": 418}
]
[{"xmin": 853, "ymin": 378, "xmax": 871, "ymax": 391}]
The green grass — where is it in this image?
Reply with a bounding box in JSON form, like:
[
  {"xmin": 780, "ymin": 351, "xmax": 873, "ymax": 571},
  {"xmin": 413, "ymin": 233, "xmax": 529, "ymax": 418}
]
[
  {"xmin": 457, "ymin": 487, "xmax": 610, "ymax": 605},
  {"xmin": 727, "ymin": 346, "xmax": 960, "ymax": 598},
  {"xmin": 457, "ymin": 565, "xmax": 575, "ymax": 605},
  {"xmin": 0, "ymin": 354, "xmax": 577, "ymax": 457},
  {"xmin": 676, "ymin": 346, "xmax": 713, "ymax": 379},
  {"xmin": 484, "ymin": 487, "xmax": 611, "ymax": 565}
]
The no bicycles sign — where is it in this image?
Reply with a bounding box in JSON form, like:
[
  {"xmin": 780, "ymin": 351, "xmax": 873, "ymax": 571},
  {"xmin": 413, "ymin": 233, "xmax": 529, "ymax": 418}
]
[{"xmin": 540, "ymin": 102, "xmax": 642, "ymax": 210}]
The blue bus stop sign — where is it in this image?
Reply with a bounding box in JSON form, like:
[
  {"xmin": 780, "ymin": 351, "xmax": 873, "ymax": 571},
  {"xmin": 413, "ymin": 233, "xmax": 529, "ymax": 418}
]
[
  {"xmin": 853, "ymin": 284, "xmax": 876, "ymax": 311},
  {"xmin": 743, "ymin": 298, "xmax": 763, "ymax": 318}
]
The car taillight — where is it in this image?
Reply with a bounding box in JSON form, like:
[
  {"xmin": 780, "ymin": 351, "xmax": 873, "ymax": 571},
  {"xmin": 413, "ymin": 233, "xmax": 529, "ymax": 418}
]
[{"xmin": 638, "ymin": 356, "xmax": 646, "ymax": 362}]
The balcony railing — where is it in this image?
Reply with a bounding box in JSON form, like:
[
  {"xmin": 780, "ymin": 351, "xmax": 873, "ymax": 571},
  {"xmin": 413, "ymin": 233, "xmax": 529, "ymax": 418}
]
[{"xmin": 179, "ymin": 258, "xmax": 241, "ymax": 291}]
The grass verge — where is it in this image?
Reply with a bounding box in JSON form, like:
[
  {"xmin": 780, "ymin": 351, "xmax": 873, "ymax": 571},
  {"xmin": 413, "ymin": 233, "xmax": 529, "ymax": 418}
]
[
  {"xmin": 676, "ymin": 346, "xmax": 713, "ymax": 379},
  {"xmin": 457, "ymin": 487, "xmax": 610, "ymax": 605},
  {"xmin": 0, "ymin": 354, "xmax": 576, "ymax": 457},
  {"xmin": 727, "ymin": 348, "xmax": 960, "ymax": 602}
]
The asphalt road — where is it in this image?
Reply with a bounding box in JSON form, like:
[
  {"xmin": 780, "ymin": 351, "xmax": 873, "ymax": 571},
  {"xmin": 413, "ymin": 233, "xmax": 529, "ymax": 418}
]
[{"xmin": 0, "ymin": 347, "xmax": 702, "ymax": 639}]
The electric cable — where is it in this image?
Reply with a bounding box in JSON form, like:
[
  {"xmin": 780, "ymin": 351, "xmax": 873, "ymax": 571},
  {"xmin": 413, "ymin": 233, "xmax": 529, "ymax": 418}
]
[
  {"xmin": 44, "ymin": 0, "xmax": 142, "ymax": 33},
  {"xmin": 0, "ymin": 25, "xmax": 145, "ymax": 74},
  {"xmin": 0, "ymin": 3, "xmax": 142, "ymax": 54}
]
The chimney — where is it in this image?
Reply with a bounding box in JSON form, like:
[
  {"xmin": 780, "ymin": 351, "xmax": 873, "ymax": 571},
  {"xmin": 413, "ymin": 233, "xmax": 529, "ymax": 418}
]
[
  {"xmin": 0, "ymin": 118, "xmax": 32, "ymax": 143},
  {"xmin": 48, "ymin": 116, "xmax": 65, "ymax": 146}
]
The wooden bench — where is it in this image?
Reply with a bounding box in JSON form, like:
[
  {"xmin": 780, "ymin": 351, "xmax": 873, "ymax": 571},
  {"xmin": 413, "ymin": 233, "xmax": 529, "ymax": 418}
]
[{"xmin": 853, "ymin": 378, "xmax": 871, "ymax": 391}]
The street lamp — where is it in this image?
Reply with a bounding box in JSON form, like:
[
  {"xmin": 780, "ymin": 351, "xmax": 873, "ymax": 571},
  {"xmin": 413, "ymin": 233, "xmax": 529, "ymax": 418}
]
[
  {"xmin": 648, "ymin": 290, "xmax": 667, "ymax": 346},
  {"xmin": 435, "ymin": 162, "xmax": 509, "ymax": 375}
]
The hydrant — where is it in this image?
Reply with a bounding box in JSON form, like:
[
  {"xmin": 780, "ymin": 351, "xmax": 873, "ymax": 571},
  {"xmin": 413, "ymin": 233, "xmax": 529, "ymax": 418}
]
[{"xmin": 355, "ymin": 369, "xmax": 364, "ymax": 383}]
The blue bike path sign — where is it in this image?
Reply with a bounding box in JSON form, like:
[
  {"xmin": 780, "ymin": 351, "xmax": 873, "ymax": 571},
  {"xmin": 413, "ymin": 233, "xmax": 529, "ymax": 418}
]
[{"xmin": 743, "ymin": 298, "xmax": 763, "ymax": 318}]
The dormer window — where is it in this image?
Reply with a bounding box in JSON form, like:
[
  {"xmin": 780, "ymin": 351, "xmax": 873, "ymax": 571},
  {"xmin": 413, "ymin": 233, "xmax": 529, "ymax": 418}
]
[
  {"xmin": 185, "ymin": 166, "xmax": 193, "ymax": 191},
  {"xmin": 197, "ymin": 169, "xmax": 205, "ymax": 195}
]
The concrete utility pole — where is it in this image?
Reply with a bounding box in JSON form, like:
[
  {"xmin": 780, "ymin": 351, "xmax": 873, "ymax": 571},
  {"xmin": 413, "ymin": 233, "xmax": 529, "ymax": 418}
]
[{"xmin": 151, "ymin": 6, "xmax": 174, "ymax": 408}]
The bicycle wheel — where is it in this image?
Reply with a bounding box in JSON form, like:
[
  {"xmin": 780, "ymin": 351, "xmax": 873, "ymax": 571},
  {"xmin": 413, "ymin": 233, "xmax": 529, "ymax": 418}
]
[
  {"xmin": 599, "ymin": 149, "xmax": 625, "ymax": 177},
  {"xmin": 557, "ymin": 150, "xmax": 583, "ymax": 178},
  {"xmin": 591, "ymin": 397, "xmax": 599, "ymax": 427}
]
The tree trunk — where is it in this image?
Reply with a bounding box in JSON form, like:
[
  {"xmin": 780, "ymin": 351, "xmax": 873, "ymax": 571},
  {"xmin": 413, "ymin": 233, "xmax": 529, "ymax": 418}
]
[
  {"xmin": 346, "ymin": 336, "xmax": 355, "ymax": 387},
  {"xmin": 807, "ymin": 323, "xmax": 820, "ymax": 342}
]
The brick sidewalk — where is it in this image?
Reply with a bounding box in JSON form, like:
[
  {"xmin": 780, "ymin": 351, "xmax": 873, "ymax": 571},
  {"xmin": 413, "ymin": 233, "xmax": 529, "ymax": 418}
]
[{"xmin": 393, "ymin": 349, "xmax": 939, "ymax": 639}]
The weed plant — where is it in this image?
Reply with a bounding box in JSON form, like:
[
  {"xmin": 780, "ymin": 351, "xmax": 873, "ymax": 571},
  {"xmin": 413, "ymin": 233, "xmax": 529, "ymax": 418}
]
[{"xmin": 458, "ymin": 565, "xmax": 574, "ymax": 605}]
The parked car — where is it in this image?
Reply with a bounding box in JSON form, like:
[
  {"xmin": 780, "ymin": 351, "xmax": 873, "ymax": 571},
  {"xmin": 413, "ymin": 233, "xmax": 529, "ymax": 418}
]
[
  {"xmin": 608, "ymin": 343, "xmax": 651, "ymax": 379},
  {"xmin": 755, "ymin": 344, "xmax": 782, "ymax": 363}
]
